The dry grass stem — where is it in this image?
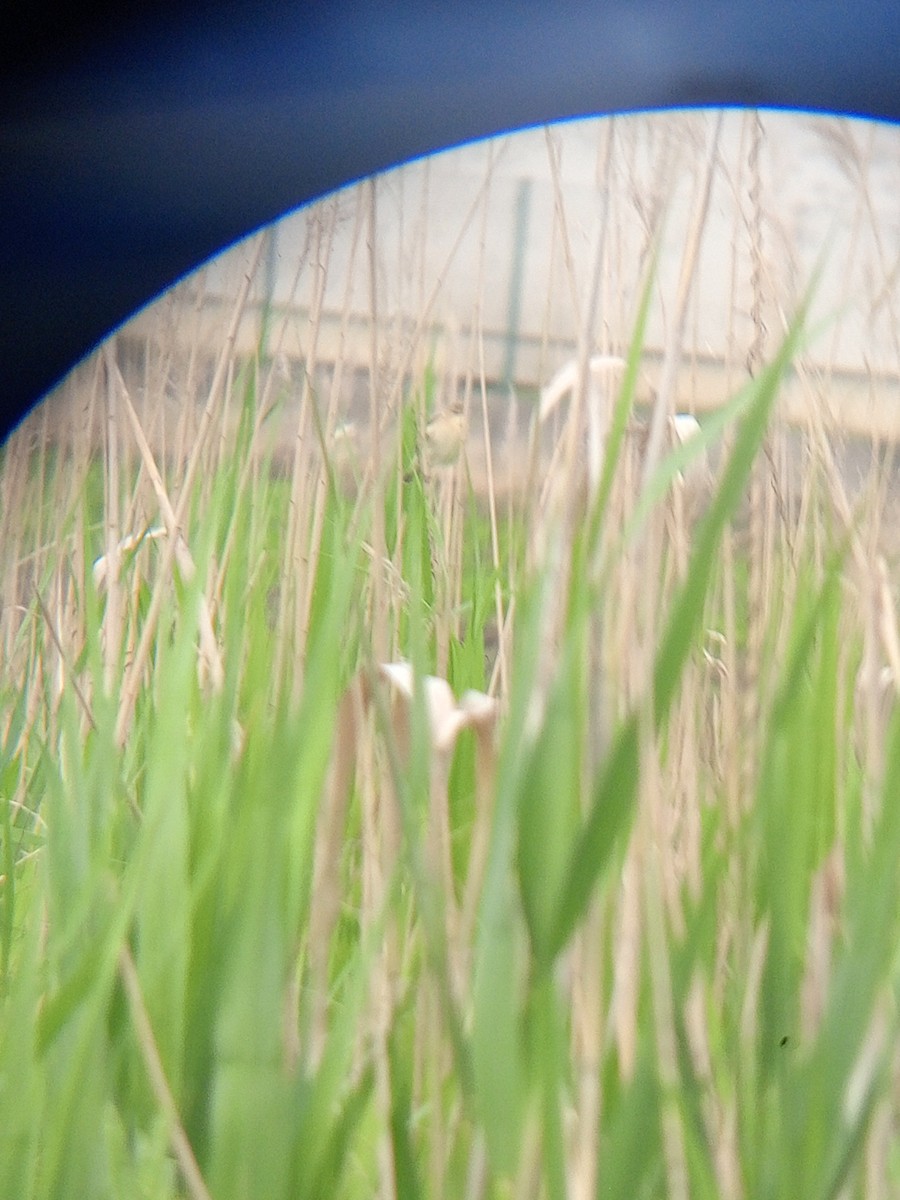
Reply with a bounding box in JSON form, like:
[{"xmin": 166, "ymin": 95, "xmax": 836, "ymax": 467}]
[{"xmin": 118, "ymin": 947, "xmax": 213, "ymax": 1200}]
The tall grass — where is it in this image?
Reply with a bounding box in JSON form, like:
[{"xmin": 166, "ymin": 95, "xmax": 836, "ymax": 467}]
[{"xmin": 4, "ymin": 111, "xmax": 900, "ymax": 1199}]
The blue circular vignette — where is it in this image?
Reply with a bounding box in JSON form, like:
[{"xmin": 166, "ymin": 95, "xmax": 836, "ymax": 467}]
[{"xmin": 1, "ymin": 0, "xmax": 899, "ymax": 440}]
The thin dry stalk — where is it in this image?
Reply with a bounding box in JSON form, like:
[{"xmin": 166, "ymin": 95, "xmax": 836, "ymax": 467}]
[
  {"xmin": 422, "ymin": 974, "xmax": 449, "ymax": 1200},
  {"xmin": 641, "ymin": 111, "xmax": 723, "ymax": 493},
  {"xmin": 429, "ymin": 459, "xmax": 464, "ymax": 680},
  {"xmin": 832, "ymin": 120, "xmax": 900, "ymax": 374},
  {"xmin": 322, "ymin": 672, "xmax": 400, "ymax": 1196},
  {"xmin": 0, "ymin": 425, "xmax": 29, "ymax": 665},
  {"xmin": 562, "ymin": 121, "xmax": 615, "ymax": 521},
  {"xmin": 640, "ymin": 728, "xmax": 689, "ymax": 1200},
  {"xmin": 114, "ymin": 236, "xmax": 263, "ymax": 744},
  {"xmin": 799, "ymin": 848, "xmax": 844, "ymax": 1041},
  {"xmin": 611, "ymin": 840, "xmax": 641, "ymax": 1082},
  {"xmin": 169, "ymin": 279, "xmax": 208, "ymax": 470},
  {"xmin": 274, "ymin": 202, "xmax": 338, "ymax": 697},
  {"xmin": 623, "ymin": 117, "xmax": 684, "ymax": 277},
  {"xmin": 103, "ymin": 357, "xmax": 124, "ymax": 696},
  {"xmin": 301, "ymin": 194, "xmax": 367, "ymax": 611},
  {"xmin": 737, "ymin": 111, "xmax": 772, "ymax": 814},
  {"xmin": 205, "ymin": 236, "xmax": 310, "ymax": 605},
  {"xmin": 50, "ymin": 550, "xmax": 82, "ymax": 716},
  {"xmin": 109, "ymin": 357, "xmax": 224, "ymax": 693},
  {"xmin": 119, "ymin": 946, "xmax": 213, "ymax": 1200},
  {"xmin": 477, "ymin": 338, "xmax": 508, "ymax": 699},
  {"xmin": 364, "ymin": 181, "xmax": 390, "ymax": 671},
  {"xmin": 569, "ymin": 890, "xmax": 604, "ymax": 1200},
  {"xmin": 683, "ymin": 972, "xmax": 743, "ymax": 1199},
  {"xmin": 294, "ymin": 208, "xmax": 340, "ymax": 641},
  {"xmin": 544, "ymin": 127, "xmax": 583, "ymax": 331},
  {"xmin": 306, "ymin": 680, "xmax": 362, "ymax": 1065},
  {"xmin": 33, "ymin": 585, "xmax": 96, "ymax": 732},
  {"xmin": 458, "ymin": 715, "xmax": 499, "ymax": 954},
  {"xmin": 448, "ymin": 141, "xmax": 508, "ymax": 701},
  {"xmin": 364, "ymin": 691, "xmax": 412, "ymax": 1200},
  {"xmin": 864, "ymin": 1035, "xmax": 900, "ymax": 1200},
  {"xmin": 375, "ymin": 141, "xmax": 510, "ymax": 437},
  {"xmin": 463, "ymin": 1133, "xmax": 488, "ymax": 1200},
  {"xmin": 207, "ymin": 356, "xmax": 286, "ymax": 619}
]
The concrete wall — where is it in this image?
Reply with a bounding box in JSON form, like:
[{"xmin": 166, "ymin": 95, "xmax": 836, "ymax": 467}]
[{"xmin": 123, "ymin": 109, "xmax": 900, "ymax": 439}]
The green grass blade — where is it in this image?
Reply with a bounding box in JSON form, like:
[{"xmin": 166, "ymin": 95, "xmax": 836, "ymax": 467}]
[
  {"xmin": 471, "ymin": 574, "xmax": 554, "ymax": 1176},
  {"xmin": 584, "ymin": 252, "xmax": 657, "ymax": 560},
  {"xmin": 651, "ymin": 312, "xmax": 807, "ymax": 724},
  {"xmin": 549, "ymin": 308, "xmax": 809, "ymax": 964},
  {"xmin": 516, "ymin": 633, "xmax": 585, "ymax": 964}
]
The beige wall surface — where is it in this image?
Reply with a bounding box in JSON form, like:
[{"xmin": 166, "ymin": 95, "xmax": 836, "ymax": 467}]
[{"xmin": 123, "ymin": 109, "xmax": 900, "ymax": 439}]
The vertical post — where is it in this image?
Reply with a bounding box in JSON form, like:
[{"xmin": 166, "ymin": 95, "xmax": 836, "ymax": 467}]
[
  {"xmin": 258, "ymin": 226, "xmax": 279, "ymax": 361},
  {"xmin": 502, "ymin": 177, "xmax": 532, "ymax": 389}
]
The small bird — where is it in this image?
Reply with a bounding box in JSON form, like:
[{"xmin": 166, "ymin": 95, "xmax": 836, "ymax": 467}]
[{"xmin": 424, "ymin": 399, "xmax": 467, "ymax": 467}]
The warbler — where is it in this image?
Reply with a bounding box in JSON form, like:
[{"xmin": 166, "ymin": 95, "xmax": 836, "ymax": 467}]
[{"xmin": 424, "ymin": 399, "xmax": 467, "ymax": 466}]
